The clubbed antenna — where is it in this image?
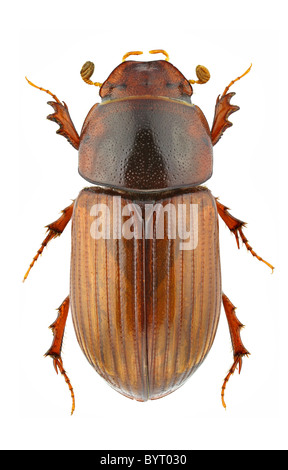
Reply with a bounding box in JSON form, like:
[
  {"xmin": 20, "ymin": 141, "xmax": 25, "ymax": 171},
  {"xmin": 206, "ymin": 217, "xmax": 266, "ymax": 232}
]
[
  {"xmin": 189, "ymin": 65, "xmax": 211, "ymax": 85},
  {"xmin": 80, "ymin": 61, "xmax": 102, "ymax": 87}
]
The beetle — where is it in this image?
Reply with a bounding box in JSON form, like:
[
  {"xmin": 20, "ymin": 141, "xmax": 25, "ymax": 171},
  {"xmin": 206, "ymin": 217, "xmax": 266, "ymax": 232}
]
[{"xmin": 24, "ymin": 49, "xmax": 273, "ymax": 415}]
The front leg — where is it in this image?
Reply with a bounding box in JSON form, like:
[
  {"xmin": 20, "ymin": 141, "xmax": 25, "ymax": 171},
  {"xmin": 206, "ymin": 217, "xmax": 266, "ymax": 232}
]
[
  {"xmin": 25, "ymin": 77, "xmax": 80, "ymax": 150},
  {"xmin": 211, "ymin": 92, "xmax": 239, "ymax": 145},
  {"xmin": 211, "ymin": 65, "xmax": 252, "ymax": 146}
]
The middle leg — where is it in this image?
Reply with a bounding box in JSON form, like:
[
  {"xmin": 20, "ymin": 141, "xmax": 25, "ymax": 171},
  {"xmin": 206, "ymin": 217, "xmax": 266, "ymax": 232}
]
[
  {"xmin": 23, "ymin": 201, "xmax": 74, "ymax": 281},
  {"xmin": 216, "ymin": 199, "xmax": 274, "ymax": 272}
]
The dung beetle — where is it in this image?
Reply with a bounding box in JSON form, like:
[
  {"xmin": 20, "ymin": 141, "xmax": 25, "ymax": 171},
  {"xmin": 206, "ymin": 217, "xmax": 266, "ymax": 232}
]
[{"xmin": 24, "ymin": 49, "xmax": 273, "ymax": 414}]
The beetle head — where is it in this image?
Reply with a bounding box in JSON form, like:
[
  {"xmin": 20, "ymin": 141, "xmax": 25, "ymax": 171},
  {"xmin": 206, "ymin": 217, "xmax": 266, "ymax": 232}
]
[
  {"xmin": 80, "ymin": 51, "xmax": 210, "ymax": 103},
  {"xmin": 99, "ymin": 60, "xmax": 193, "ymax": 103}
]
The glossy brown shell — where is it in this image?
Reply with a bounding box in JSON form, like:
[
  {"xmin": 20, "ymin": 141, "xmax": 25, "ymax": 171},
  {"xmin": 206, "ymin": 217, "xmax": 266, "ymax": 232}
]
[
  {"xmin": 99, "ymin": 60, "xmax": 193, "ymax": 102},
  {"xmin": 70, "ymin": 186, "xmax": 221, "ymax": 401},
  {"xmin": 79, "ymin": 98, "xmax": 212, "ymax": 190},
  {"xmin": 78, "ymin": 60, "xmax": 213, "ymax": 190}
]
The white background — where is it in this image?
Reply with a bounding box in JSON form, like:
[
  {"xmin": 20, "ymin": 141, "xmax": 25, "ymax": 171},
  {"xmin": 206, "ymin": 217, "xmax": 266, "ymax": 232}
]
[{"xmin": 1, "ymin": 0, "xmax": 286, "ymax": 451}]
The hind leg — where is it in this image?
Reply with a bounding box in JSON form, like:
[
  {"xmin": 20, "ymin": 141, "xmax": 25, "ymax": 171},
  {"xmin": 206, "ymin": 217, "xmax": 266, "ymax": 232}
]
[
  {"xmin": 45, "ymin": 296, "xmax": 75, "ymax": 415},
  {"xmin": 221, "ymin": 293, "xmax": 250, "ymax": 409}
]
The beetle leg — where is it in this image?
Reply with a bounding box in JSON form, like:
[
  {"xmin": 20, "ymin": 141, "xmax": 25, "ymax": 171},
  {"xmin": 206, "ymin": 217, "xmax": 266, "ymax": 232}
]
[
  {"xmin": 23, "ymin": 201, "xmax": 74, "ymax": 282},
  {"xmin": 221, "ymin": 293, "xmax": 250, "ymax": 409},
  {"xmin": 25, "ymin": 77, "xmax": 80, "ymax": 150},
  {"xmin": 47, "ymin": 101, "xmax": 80, "ymax": 150},
  {"xmin": 211, "ymin": 92, "xmax": 240, "ymax": 146},
  {"xmin": 44, "ymin": 296, "xmax": 75, "ymax": 415},
  {"xmin": 211, "ymin": 64, "xmax": 252, "ymax": 146},
  {"xmin": 216, "ymin": 199, "xmax": 274, "ymax": 272}
]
